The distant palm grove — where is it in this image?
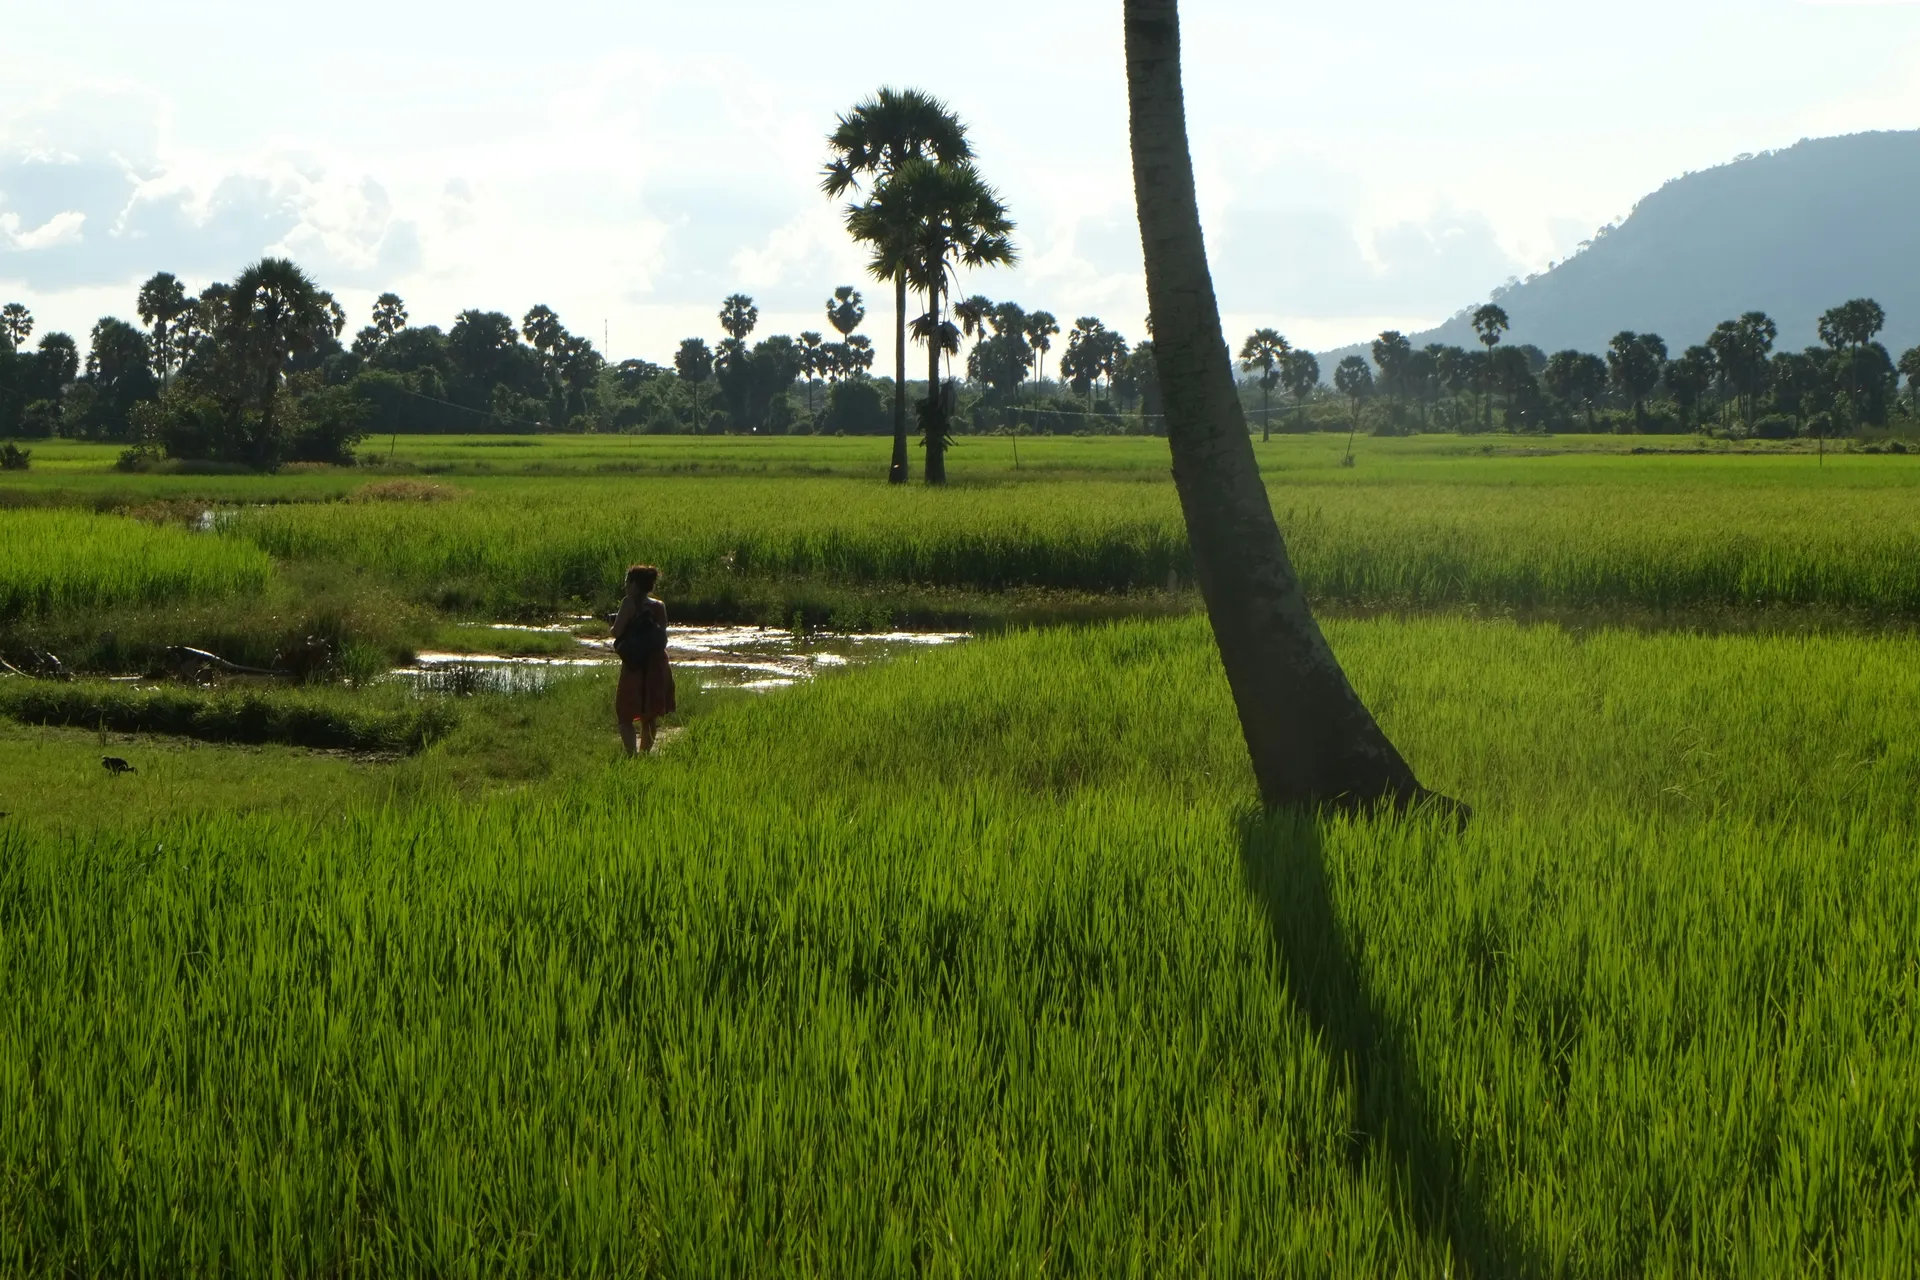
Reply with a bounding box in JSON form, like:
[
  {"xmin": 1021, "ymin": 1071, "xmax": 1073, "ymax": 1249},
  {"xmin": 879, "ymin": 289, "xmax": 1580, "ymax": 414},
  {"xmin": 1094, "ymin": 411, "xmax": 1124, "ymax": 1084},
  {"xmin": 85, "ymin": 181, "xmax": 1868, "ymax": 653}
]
[{"xmin": 3, "ymin": 90, "xmax": 1918, "ymax": 479}]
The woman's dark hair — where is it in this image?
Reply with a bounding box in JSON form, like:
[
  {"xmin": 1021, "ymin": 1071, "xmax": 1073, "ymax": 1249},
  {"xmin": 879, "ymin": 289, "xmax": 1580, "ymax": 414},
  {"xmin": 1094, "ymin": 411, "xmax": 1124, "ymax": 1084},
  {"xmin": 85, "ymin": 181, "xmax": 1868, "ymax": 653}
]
[{"xmin": 626, "ymin": 564, "xmax": 660, "ymax": 594}]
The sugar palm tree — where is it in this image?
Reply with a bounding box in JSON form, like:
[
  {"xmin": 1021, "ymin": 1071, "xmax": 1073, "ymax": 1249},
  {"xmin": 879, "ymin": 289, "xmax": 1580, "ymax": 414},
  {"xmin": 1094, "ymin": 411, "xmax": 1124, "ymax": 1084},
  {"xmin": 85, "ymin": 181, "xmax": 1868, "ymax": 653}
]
[
  {"xmin": 719, "ymin": 294, "xmax": 758, "ymax": 343},
  {"xmin": 1471, "ymin": 303, "xmax": 1509, "ymax": 431},
  {"xmin": 228, "ymin": 257, "xmax": 340, "ymax": 467},
  {"xmin": 1025, "ymin": 311, "xmax": 1060, "ymax": 387},
  {"xmin": 1125, "ymin": 0, "xmax": 1441, "ymax": 811},
  {"xmin": 799, "ymin": 331, "xmax": 825, "ymax": 414},
  {"xmin": 955, "ymin": 294, "xmax": 994, "ymax": 379},
  {"xmin": 826, "ymin": 286, "xmax": 865, "ymax": 340},
  {"xmin": 371, "ymin": 293, "xmax": 409, "ymax": 342},
  {"xmin": 823, "ymin": 88, "xmax": 973, "ymax": 484},
  {"xmin": 847, "ymin": 158, "xmax": 1015, "ymax": 485},
  {"xmin": 136, "ymin": 273, "xmax": 194, "ymax": 386},
  {"xmin": 1282, "ymin": 349, "xmax": 1319, "ymax": 432},
  {"xmin": 0, "ymin": 303, "xmax": 32, "ymax": 353},
  {"xmin": 1238, "ymin": 328, "xmax": 1290, "ymax": 441}
]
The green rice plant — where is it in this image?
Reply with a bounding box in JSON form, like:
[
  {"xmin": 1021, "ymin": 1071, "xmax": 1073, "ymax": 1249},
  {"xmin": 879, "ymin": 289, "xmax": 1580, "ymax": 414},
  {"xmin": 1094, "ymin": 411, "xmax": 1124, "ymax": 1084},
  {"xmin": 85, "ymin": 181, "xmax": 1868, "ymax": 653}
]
[
  {"xmin": 14, "ymin": 435, "xmax": 1920, "ymax": 621},
  {"xmin": 0, "ymin": 509, "xmax": 273, "ymax": 620},
  {"xmin": 1, "ymin": 617, "xmax": 1916, "ymax": 1273},
  {"xmin": 216, "ymin": 465, "xmax": 1920, "ymax": 621}
]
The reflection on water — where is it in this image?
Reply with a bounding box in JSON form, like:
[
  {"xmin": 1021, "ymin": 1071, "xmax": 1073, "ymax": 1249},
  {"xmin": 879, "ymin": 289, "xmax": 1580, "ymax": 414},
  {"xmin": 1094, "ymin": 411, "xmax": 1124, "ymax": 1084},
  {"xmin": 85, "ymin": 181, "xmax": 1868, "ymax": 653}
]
[{"xmin": 389, "ymin": 624, "xmax": 969, "ymax": 695}]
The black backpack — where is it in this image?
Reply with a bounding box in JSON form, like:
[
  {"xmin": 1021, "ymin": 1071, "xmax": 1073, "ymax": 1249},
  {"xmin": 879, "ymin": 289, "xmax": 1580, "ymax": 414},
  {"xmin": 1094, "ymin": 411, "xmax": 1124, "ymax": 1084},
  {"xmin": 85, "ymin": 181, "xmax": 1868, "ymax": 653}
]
[{"xmin": 615, "ymin": 608, "xmax": 667, "ymax": 664}]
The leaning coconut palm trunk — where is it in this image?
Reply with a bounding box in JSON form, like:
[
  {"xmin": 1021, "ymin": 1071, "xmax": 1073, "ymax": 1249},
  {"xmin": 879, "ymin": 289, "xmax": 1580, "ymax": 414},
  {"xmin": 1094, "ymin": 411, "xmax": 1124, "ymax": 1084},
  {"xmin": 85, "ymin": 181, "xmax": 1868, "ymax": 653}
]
[{"xmin": 1125, "ymin": 0, "xmax": 1443, "ymax": 812}]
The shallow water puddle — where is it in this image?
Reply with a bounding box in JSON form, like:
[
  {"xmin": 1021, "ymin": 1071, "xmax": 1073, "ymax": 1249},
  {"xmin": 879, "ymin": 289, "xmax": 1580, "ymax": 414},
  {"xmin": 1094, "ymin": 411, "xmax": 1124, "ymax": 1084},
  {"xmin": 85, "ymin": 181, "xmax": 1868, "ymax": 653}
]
[{"xmin": 390, "ymin": 624, "xmax": 968, "ymax": 695}]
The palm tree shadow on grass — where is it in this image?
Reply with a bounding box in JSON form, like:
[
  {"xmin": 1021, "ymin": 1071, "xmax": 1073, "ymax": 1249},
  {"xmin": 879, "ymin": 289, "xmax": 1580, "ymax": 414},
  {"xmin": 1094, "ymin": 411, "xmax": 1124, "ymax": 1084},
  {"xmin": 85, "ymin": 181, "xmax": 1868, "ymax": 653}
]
[{"xmin": 1237, "ymin": 809, "xmax": 1542, "ymax": 1279}]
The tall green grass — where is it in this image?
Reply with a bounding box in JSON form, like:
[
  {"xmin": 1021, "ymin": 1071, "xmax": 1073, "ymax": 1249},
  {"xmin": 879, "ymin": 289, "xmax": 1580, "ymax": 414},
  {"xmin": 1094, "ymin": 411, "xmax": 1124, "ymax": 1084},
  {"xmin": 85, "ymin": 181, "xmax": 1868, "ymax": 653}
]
[
  {"xmin": 2, "ymin": 617, "xmax": 1915, "ymax": 1273},
  {"xmin": 220, "ymin": 470, "xmax": 1920, "ymax": 619},
  {"xmin": 0, "ymin": 509, "xmax": 272, "ymax": 620}
]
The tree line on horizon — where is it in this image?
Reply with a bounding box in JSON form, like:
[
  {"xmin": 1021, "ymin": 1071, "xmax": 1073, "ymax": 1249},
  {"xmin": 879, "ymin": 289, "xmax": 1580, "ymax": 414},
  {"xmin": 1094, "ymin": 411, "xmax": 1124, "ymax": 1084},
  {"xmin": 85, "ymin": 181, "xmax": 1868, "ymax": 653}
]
[
  {"xmin": 0, "ymin": 264, "xmax": 1169, "ymax": 468},
  {"xmin": 1245, "ymin": 298, "xmax": 1920, "ymax": 443}
]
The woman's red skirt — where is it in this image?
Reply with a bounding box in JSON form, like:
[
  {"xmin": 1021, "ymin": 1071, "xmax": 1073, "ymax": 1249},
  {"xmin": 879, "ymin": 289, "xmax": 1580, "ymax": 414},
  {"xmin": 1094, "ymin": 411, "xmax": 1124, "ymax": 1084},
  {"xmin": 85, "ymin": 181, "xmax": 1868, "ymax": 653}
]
[{"xmin": 616, "ymin": 652, "xmax": 676, "ymax": 722}]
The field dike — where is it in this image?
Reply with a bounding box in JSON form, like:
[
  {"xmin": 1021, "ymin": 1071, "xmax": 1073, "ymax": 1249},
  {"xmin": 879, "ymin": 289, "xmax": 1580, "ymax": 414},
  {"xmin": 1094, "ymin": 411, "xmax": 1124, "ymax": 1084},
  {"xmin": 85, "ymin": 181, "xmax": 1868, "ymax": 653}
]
[{"xmin": 0, "ymin": 679, "xmax": 459, "ymax": 754}]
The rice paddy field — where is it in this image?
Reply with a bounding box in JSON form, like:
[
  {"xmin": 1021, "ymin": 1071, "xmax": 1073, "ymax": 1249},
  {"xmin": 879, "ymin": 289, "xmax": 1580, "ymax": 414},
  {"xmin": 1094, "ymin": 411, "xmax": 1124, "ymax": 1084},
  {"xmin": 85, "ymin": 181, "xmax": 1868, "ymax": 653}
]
[{"xmin": 2, "ymin": 433, "xmax": 1917, "ymax": 1275}]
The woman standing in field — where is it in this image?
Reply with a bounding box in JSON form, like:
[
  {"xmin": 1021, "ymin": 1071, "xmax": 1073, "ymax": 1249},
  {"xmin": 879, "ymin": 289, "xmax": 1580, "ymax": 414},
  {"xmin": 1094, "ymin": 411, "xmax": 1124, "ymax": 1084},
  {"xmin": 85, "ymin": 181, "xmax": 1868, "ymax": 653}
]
[{"xmin": 611, "ymin": 564, "xmax": 676, "ymax": 755}]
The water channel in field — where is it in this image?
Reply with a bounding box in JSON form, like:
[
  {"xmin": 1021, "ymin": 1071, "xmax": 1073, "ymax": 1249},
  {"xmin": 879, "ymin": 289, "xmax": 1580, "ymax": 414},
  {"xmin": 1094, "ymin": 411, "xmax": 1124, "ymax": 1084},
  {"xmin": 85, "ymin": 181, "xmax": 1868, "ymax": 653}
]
[{"xmin": 389, "ymin": 621, "xmax": 970, "ymax": 696}]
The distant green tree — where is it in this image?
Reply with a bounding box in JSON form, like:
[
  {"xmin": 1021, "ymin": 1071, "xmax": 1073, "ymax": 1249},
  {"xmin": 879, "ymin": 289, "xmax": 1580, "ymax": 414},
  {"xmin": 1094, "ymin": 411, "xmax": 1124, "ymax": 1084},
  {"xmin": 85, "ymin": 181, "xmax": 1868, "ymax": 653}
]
[
  {"xmin": 1282, "ymin": 348, "xmax": 1319, "ymax": 431},
  {"xmin": 1238, "ymin": 329, "xmax": 1289, "ymax": 441},
  {"xmin": 354, "ymin": 292, "xmax": 409, "ymax": 356},
  {"xmin": 823, "ymin": 87, "xmax": 973, "ymax": 484},
  {"xmin": 799, "ymin": 331, "xmax": 826, "ymax": 414},
  {"xmin": 521, "ymin": 305, "xmax": 575, "ymax": 424},
  {"xmin": 1817, "ymin": 298, "xmax": 1886, "ymax": 351},
  {"xmin": 675, "ymin": 337, "xmax": 714, "ymax": 385},
  {"xmin": 967, "ymin": 301, "xmax": 1033, "ymax": 411},
  {"xmin": 1406, "ymin": 345, "xmax": 1439, "ymax": 429},
  {"xmin": 0, "ymin": 303, "xmax": 31, "ymax": 353},
  {"xmin": 1127, "ymin": 340, "xmax": 1163, "ymax": 427},
  {"xmin": 1899, "ymin": 346, "xmax": 1920, "ymax": 416},
  {"xmin": 1766, "ymin": 350, "xmax": 1824, "ymax": 435},
  {"xmin": 1095, "ymin": 327, "xmax": 1131, "ymax": 402},
  {"xmin": 1333, "ymin": 355, "xmax": 1372, "ymax": 459},
  {"xmin": 1543, "ymin": 349, "xmax": 1608, "ymax": 430},
  {"xmin": 827, "ymin": 286, "xmax": 866, "ymax": 340},
  {"xmin": 1428, "ymin": 344, "xmax": 1470, "ymax": 401},
  {"xmin": 227, "ymin": 258, "xmax": 344, "ymax": 462},
  {"xmin": 847, "ymin": 157, "xmax": 1014, "ymax": 482},
  {"xmin": 822, "ymin": 377, "xmax": 890, "ymax": 435},
  {"xmin": 36, "ymin": 332, "xmax": 80, "ymax": 387},
  {"xmin": 447, "ymin": 310, "xmax": 540, "ymax": 411},
  {"xmin": 1370, "ymin": 330, "xmax": 1413, "ymax": 428},
  {"xmin": 1664, "ymin": 346, "xmax": 1718, "ymax": 432},
  {"xmin": 372, "ymin": 293, "xmax": 408, "ymax": 342},
  {"xmin": 715, "ymin": 334, "xmax": 804, "ymax": 433},
  {"xmin": 157, "ymin": 257, "xmax": 348, "ymax": 466},
  {"xmin": 1489, "ymin": 347, "xmax": 1544, "ymax": 431},
  {"xmin": 1061, "ymin": 317, "xmax": 1110, "ymax": 401},
  {"xmin": 1832, "ymin": 343, "xmax": 1898, "ymax": 430},
  {"xmin": 136, "ymin": 273, "xmax": 194, "ymax": 387},
  {"xmin": 954, "ymin": 294, "xmax": 993, "ymax": 372},
  {"xmin": 1707, "ymin": 312, "xmax": 1776, "ymax": 429},
  {"xmin": 1819, "ymin": 298, "xmax": 1889, "ymax": 425},
  {"xmin": 1607, "ymin": 331, "xmax": 1667, "ymax": 431},
  {"xmin": 750, "ymin": 335, "xmax": 803, "ymax": 432},
  {"xmin": 1025, "ymin": 311, "xmax": 1060, "ymax": 387},
  {"xmin": 557, "ymin": 333, "xmax": 603, "ymax": 423},
  {"xmin": 844, "ymin": 334, "xmax": 875, "ymax": 377},
  {"xmin": 82, "ymin": 317, "xmax": 158, "ymax": 439},
  {"xmin": 1471, "ymin": 303, "xmax": 1510, "ymax": 430},
  {"xmin": 719, "ymin": 294, "xmax": 759, "ymax": 343}
]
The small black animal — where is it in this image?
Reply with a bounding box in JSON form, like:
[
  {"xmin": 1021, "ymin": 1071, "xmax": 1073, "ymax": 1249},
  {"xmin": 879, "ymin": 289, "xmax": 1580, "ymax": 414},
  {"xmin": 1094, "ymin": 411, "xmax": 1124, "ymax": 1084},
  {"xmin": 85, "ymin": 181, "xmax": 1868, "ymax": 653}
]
[{"xmin": 101, "ymin": 756, "xmax": 136, "ymax": 776}]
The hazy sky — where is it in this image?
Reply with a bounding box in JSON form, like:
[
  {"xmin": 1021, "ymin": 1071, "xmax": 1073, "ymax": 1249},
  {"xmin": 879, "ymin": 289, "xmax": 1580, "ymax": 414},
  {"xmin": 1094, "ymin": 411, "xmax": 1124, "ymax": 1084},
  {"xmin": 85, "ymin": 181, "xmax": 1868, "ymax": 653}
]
[{"xmin": 4, "ymin": 1, "xmax": 1918, "ymax": 362}]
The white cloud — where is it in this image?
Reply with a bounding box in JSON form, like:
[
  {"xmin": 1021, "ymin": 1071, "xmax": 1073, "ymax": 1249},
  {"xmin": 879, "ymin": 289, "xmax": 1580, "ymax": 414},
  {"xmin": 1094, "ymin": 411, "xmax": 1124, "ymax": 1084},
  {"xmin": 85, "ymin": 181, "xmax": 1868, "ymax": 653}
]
[
  {"xmin": 4, "ymin": 0, "xmax": 1920, "ymax": 359},
  {"xmin": 2, "ymin": 210, "xmax": 86, "ymax": 251}
]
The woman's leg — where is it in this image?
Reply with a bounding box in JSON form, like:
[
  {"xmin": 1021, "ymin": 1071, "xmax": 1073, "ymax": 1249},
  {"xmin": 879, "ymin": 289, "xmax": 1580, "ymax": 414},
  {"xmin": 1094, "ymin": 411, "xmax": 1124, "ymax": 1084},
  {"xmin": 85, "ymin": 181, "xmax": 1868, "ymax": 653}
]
[
  {"xmin": 640, "ymin": 716, "xmax": 657, "ymax": 753},
  {"xmin": 619, "ymin": 714, "xmax": 638, "ymax": 756}
]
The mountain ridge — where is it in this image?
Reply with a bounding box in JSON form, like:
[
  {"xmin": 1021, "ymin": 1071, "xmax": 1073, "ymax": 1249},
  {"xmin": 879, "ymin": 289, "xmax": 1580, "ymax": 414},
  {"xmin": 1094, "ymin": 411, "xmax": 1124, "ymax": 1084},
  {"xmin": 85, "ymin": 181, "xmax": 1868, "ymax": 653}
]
[{"xmin": 1315, "ymin": 130, "xmax": 1920, "ymax": 373}]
